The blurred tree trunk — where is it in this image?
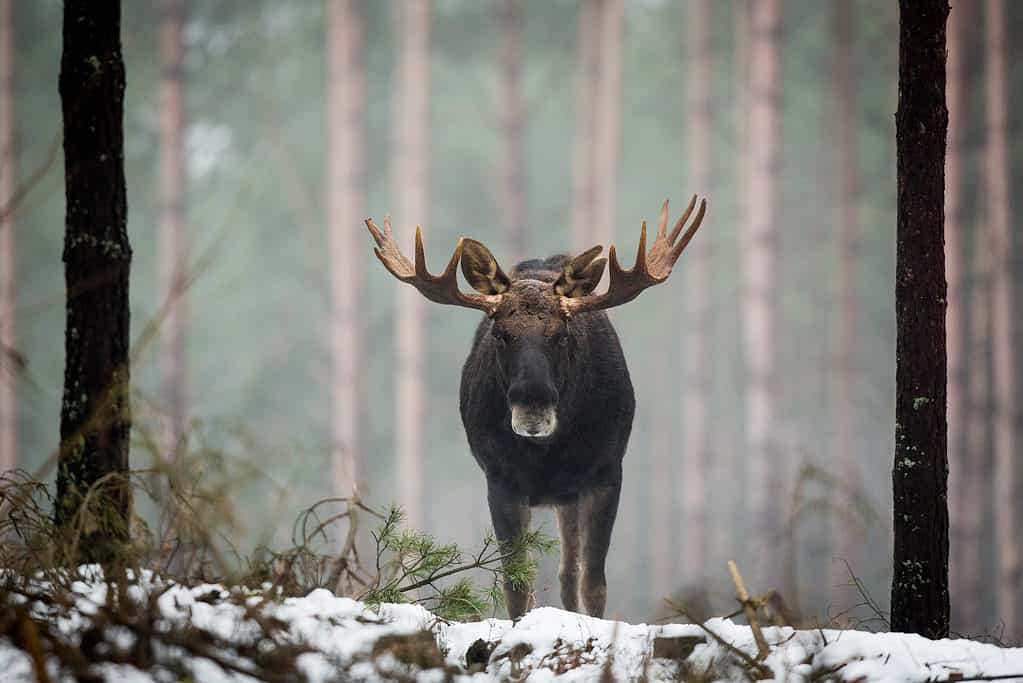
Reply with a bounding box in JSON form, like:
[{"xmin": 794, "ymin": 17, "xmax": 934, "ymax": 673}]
[
  {"xmin": 55, "ymin": 0, "xmax": 132, "ymax": 565},
  {"xmin": 326, "ymin": 0, "xmax": 363, "ymax": 504},
  {"xmin": 158, "ymin": 0, "xmax": 188, "ymax": 458},
  {"xmin": 742, "ymin": 0, "xmax": 781, "ymax": 577},
  {"xmin": 499, "ymin": 0, "xmax": 525, "ymax": 263},
  {"xmin": 570, "ymin": 0, "xmax": 599, "ymax": 251},
  {"xmin": 984, "ymin": 0, "xmax": 1019, "ymax": 635},
  {"xmin": 592, "ymin": 0, "xmax": 621, "ymax": 249},
  {"xmin": 962, "ymin": 220, "xmax": 993, "ymax": 633},
  {"xmin": 732, "ymin": 0, "xmax": 750, "ymax": 574},
  {"xmin": 890, "ymin": 0, "xmax": 949, "ymax": 638},
  {"xmin": 680, "ymin": 0, "xmax": 712, "ymax": 585},
  {"xmin": 393, "ymin": 0, "xmax": 430, "ymax": 528},
  {"xmin": 944, "ymin": 2, "xmax": 968, "ymax": 631},
  {"xmin": 830, "ymin": 0, "xmax": 861, "ymax": 593},
  {"xmin": 0, "ymin": 0, "xmax": 15, "ymax": 475}
]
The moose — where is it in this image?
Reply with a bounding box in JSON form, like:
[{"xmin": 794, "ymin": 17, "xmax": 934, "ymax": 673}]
[{"xmin": 366, "ymin": 195, "xmax": 707, "ymax": 619}]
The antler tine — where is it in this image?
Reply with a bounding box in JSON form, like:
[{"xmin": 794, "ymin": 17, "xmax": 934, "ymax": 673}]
[
  {"xmin": 657, "ymin": 199, "xmax": 670, "ymax": 239},
  {"xmin": 561, "ymin": 195, "xmax": 708, "ymax": 315},
  {"xmin": 633, "ymin": 221, "xmax": 648, "ymax": 274},
  {"xmin": 669, "ymin": 198, "xmax": 706, "ymax": 262},
  {"xmin": 365, "ymin": 217, "xmax": 502, "ymax": 314},
  {"xmin": 669, "ymin": 194, "xmax": 698, "ymax": 244}
]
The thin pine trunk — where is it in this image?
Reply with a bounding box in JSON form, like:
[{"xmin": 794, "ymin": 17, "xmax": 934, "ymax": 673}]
[
  {"xmin": 984, "ymin": 0, "xmax": 1019, "ymax": 636},
  {"xmin": 55, "ymin": 0, "xmax": 132, "ymax": 565},
  {"xmin": 830, "ymin": 0, "xmax": 861, "ymax": 592},
  {"xmin": 0, "ymin": 0, "xmax": 15, "ymax": 475},
  {"xmin": 393, "ymin": 1, "xmax": 430, "ymax": 528},
  {"xmin": 742, "ymin": 0, "xmax": 781, "ymax": 574},
  {"xmin": 961, "ymin": 223, "xmax": 992, "ymax": 633},
  {"xmin": 326, "ymin": 0, "xmax": 364, "ymax": 502},
  {"xmin": 732, "ymin": 0, "xmax": 750, "ymax": 571},
  {"xmin": 648, "ymin": 369, "xmax": 673, "ymax": 601},
  {"xmin": 158, "ymin": 0, "xmax": 188, "ymax": 457},
  {"xmin": 571, "ymin": 0, "xmax": 600, "ymax": 251},
  {"xmin": 680, "ymin": 0, "xmax": 712, "ymax": 585},
  {"xmin": 944, "ymin": 1, "xmax": 968, "ymax": 631},
  {"xmin": 592, "ymin": 0, "xmax": 622, "ymax": 249},
  {"xmin": 890, "ymin": 0, "xmax": 949, "ymax": 638},
  {"xmin": 499, "ymin": 0, "xmax": 525, "ymax": 263}
]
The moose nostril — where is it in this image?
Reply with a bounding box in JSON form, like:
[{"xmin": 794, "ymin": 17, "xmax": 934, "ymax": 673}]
[{"xmin": 508, "ymin": 382, "xmax": 558, "ymax": 406}]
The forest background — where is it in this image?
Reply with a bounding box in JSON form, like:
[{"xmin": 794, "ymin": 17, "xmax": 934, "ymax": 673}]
[{"xmin": 4, "ymin": 0, "xmax": 1022, "ymax": 633}]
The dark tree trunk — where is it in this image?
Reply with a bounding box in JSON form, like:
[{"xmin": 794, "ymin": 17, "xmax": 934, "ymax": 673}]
[
  {"xmin": 890, "ymin": 0, "xmax": 949, "ymax": 638},
  {"xmin": 55, "ymin": 0, "xmax": 132, "ymax": 565}
]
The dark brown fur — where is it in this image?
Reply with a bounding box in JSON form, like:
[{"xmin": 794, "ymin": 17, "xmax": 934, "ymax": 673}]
[{"xmin": 459, "ymin": 255, "xmax": 634, "ymax": 618}]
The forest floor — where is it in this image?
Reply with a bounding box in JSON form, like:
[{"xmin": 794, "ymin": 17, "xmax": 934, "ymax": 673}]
[{"xmin": 2, "ymin": 569, "xmax": 1022, "ymax": 682}]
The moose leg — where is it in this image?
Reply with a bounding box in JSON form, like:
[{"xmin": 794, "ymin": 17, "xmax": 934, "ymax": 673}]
[
  {"xmin": 579, "ymin": 480, "xmax": 622, "ymax": 618},
  {"xmin": 556, "ymin": 501, "xmax": 582, "ymax": 612},
  {"xmin": 487, "ymin": 483, "xmax": 533, "ymax": 619}
]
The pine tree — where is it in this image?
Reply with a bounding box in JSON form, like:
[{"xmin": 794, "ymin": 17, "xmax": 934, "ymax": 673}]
[
  {"xmin": 890, "ymin": 0, "xmax": 949, "ymax": 638},
  {"xmin": 742, "ymin": 0, "xmax": 782, "ymax": 579},
  {"xmin": 499, "ymin": 0, "xmax": 525, "ymax": 263},
  {"xmin": 680, "ymin": 0, "xmax": 713, "ymax": 585},
  {"xmin": 984, "ymin": 0, "xmax": 1019, "ymax": 636},
  {"xmin": 55, "ymin": 0, "xmax": 133, "ymax": 565},
  {"xmin": 326, "ymin": 0, "xmax": 364, "ymax": 504},
  {"xmin": 0, "ymin": 0, "xmax": 15, "ymax": 475},
  {"xmin": 570, "ymin": 0, "xmax": 599, "ymax": 251},
  {"xmin": 158, "ymin": 0, "xmax": 188, "ymax": 457},
  {"xmin": 392, "ymin": 0, "xmax": 431, "ymax": 528},
  {"xmin": 830, "ymin": 0, "xmax": 861, "ymax": 592}
]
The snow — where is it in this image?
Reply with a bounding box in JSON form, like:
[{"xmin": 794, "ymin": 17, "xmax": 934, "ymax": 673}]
[{"xmin": 2, "ymin": 574, "xmax": 1023, "ymax": 682}]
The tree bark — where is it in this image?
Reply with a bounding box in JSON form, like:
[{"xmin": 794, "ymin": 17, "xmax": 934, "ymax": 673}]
[
  {"xmin": 830, "ymin": 0, "xmax": 861, "ymax": 593},
  {"xmin": 890, "ymin": 0, "xmax": 949, "ymax": 638},
  {"xmin": 680, "ymin": 0, "xmax": 712, "ymax": 585},
  {"xmin": 0, "ymin": 0, "xmax": 15, "ymax": 475},
  {"xmin": 326, "ymin": 0, "xmax": 364, "ymax": 506},
  {"xmin": 984, "ymin": 0, "xmax": 1019, "ymax": 636},
  {"xmin": 742, "ymin": 0, "xmax": 781, "ymax": 574},
  {"xmin": 943, "ymin": 0, "xmax": 968, "ymax": 631},
  {"xmin": 158, "ymin": 0, "xmax": 188, "ymax": 457},
  {"xmin": 55, "ymin": 0, "xmax": 132, "ymax": 565},
  {"xmin": 592, "ymin": 0, "xmax": 622, "ymax": 249},
  {"xmin": 393, "ymin": 0, "xmax": 430, "ymax": 528},
  {"xmin": 570, "ymin": 0, "xmax": 600, "ymax": 251},
  {"xmin": 499, "ymin": 0, "xmax": 525, "ymax": 264}
]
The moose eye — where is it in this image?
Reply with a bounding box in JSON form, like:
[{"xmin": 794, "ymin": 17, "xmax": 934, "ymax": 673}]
[
  {"xmin": 556, "ymin": 332, "xmax": 569, "ymax": 348},
  {"xmin": 491, "ymin": 328, "xmax": 508, "ymax": 346}
]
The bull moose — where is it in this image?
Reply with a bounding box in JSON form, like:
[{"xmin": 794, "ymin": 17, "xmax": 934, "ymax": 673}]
[{"xmin": 366, "ymin": 195, "xmax": 707, "ymax": 618}]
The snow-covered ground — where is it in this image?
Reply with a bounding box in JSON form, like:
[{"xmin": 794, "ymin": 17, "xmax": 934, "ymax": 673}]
[{"xmin": 3, "ymin": 575, "xmax": 1023, "ymax": 682}]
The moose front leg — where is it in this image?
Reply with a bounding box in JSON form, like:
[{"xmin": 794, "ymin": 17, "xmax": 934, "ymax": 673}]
[
  {"xmin": 556, "ymin": 501, "xmax": 582, "ymax": 612},
  {"xmin": 579, "ymin": 480, "xmax": 621, "ymax": 618},
  {"xmin": 487, "ymin": 482, "xmax": 533, "ymax": 619}
]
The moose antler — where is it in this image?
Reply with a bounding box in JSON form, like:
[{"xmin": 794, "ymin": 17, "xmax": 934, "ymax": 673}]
[
  {"xmin": 561, "ymin": 194, "xmax": 707, "ymax": 316},
  {"xmin": 365, "ymin": 216, "xmax": 503, "ymax": 315}
]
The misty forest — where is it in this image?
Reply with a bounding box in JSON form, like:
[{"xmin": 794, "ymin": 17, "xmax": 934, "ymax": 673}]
[{"xmin": 0, "ymin": 0, "xmax": 1022, "ymax": 680}]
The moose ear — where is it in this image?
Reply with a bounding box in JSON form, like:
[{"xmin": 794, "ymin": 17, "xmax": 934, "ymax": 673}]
[
  {"xmin": 554, "ymin": 245, "xmax": 606, "ymax": 297},
  {"xmin": 461, "ymin": 239, "xmax": 511, "ymax": 295}
]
